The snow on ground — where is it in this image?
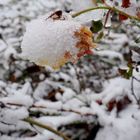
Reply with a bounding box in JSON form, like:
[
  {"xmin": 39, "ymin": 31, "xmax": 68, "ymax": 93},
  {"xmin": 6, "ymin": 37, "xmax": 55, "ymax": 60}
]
[{"xmin": 0, "ymin": 0, "xmax": 140, "ymax": 140}]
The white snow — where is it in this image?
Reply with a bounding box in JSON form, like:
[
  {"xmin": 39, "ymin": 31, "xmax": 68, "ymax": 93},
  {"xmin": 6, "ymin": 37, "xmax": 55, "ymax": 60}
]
[
  {"xmin": 34, "ymin": 100, "xmax": 62, "ymax": 110},
  {"xmin": 0, "ymin": 40, "xmax": 7, "ymax": 52},
  {"xmin": 0, "ymin": 0, "xmax": 11, "ymax": 5},
  {"xmin": 95, "ymin": 50, "xmax": 124, "ymax": 61},
  {"xmin": 37, "ymin": 113, "xmax": 81, "ymax": 128},
  {"xmin": 0, "ymin": 82, "xmax": 33, "ymax": 107}
]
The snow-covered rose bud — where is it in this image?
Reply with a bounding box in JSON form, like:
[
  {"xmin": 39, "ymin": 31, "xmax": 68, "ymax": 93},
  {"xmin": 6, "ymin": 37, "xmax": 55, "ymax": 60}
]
[{"xmin": 21, "ymin": 11, "xmax": 95, "ymax": 69}]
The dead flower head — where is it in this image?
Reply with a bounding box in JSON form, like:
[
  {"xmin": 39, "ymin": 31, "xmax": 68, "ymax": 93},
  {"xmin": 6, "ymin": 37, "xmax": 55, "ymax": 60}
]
[{"xmin": 21, "ymin": 11, "xmax": 95, "ymax": 70}]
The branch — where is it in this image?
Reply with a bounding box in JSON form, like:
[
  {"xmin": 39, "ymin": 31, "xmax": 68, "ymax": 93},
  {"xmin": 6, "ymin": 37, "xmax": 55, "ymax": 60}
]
[
  {"xmin": 133, "ymin": 76, "xmax": 140, "ymax": 83},
  {"xmin": 72, "ymin": 6, "xmax": 140, "ymax": 22},
  {"xmin": 23, "ymin": 117, "xmax": 71, "ymax": 140},
  {"xmin": 131, "ymin": 76, "xmax": 140, "ymax": 105}
]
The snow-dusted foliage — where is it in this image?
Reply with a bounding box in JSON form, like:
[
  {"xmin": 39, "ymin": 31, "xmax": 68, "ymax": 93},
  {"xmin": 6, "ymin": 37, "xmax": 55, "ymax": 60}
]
[{"xmin": 0, "ymin": 0, "xmax": 140, "ymax": 140}]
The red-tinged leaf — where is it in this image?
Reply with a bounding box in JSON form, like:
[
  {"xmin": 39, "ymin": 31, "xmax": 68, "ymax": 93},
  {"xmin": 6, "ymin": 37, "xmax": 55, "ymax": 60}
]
[
  {"xmin": 77, "ymin": 51, "xmax": 85, "ymax": 58},
  {"xmin": 64, "ymin": 51, "xmax": 72, "ymax": 59},
  {"xmin": 119, "ymin": 0, "xmax": 131, "ymax": 21},
  {"xmin": 96, "ymin": 100, "xmax": 102, "ymax": 105},
  {"xmin": 136, "ymin": 8, "xmax": 140, "ymax": 18},
  {"xmin": 43, "ymin": 88, "xmax": 64, "ymax": 101},
  {"xmin": 107, "ymin": 96, "xmax": 131, "ymax": 112},
  {"xmin": 9, "ymin": 74, "xmax": 17, "ymax": 82},
  {"xmin": 119, "ymin": 14, "xmax": 128, "ymax": 21},
  {"xmin": 77, "ymin": 49, "xmax": 93, "ymax": 58},
  {"xmin": 84, "ymin": 49, "xmax": 93, "ymax": 55},
  {"xmin": 107, "ymin": 100, "xmax": 116, "ymax": 111},
  {"xmin": 48, "ymin": 10, "xmax": 62, "ymax": 20},
  {"xmin": 101, "ymin": 0, "xmax": 105, "ymax": 3},
  {"xmin": 116, "ymin": 96, "xmax": 131, "ymax": 112},
  {"xmin": 121, "ymin": 0, "xmax": 131, "ymax": 8}
]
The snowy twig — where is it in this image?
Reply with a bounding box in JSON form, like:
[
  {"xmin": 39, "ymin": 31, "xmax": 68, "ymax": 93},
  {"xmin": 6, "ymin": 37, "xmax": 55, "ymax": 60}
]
[
  {"xmin": 30, "ymin": 105, "xmax": 95, "ymax": 116},
  {"xmin": 131, "ymin": 76, "xmax": 140, "ymax": 105},
  {"xmin": 133, "ymin": 76, "xmax": 140, "ymax": 83},
  {"xmin": 72, "ymin": 6, "xmax": 140, "ymax": 22},
  {"xmin": 0, "ymin": 121, "xmax": 15, "ymax": 126},
  {"xmin": 23, "ymin": 117, "xmax": 71, "ymax": 140},
  {"xmin": 7, "ymin": 102, "xmax": 24, "ymax": 107},
  {"xmin": 104, "ymin": 9, "xmax": 112, "ymax": 27},
  {"xmin": 61, "ymin": 109, "xmax": 95, "ymax": 116}
]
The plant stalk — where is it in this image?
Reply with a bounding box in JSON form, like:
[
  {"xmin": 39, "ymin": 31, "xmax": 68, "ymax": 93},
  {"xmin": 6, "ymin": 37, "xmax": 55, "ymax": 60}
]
[
  {"xmin": 23, "ymin": 117, "xmax": 71, "ymax": 140},
  {"xmin": 72, "ymin": 6, "xmax": 140, "ymax": 22}
]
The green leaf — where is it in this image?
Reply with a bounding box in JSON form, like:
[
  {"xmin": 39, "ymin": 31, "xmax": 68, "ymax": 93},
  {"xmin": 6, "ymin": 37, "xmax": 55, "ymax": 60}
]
[
  {"xmin": 135, "ymin": 37, "xmax": 140, "ymax": 43},
  {"xmin": 90, "ymin": 20, "xmax": 103, "ymax": 33},
  {"xmin": 95, "ymin": 31, "xmax": 104, "ymax": 42},
  {"xmin": 96, "ymin": 0, "xmax": 103, "ymax": 3},
  {"xmin": 118, "ymin": 67, "xmax": 133, "ymax": 79}
]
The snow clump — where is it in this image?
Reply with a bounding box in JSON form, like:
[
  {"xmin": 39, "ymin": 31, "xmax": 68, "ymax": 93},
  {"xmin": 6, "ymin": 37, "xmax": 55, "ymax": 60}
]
[{"xmin": 21, "ymin": 11, "xmax": 95, "ymax": 70}]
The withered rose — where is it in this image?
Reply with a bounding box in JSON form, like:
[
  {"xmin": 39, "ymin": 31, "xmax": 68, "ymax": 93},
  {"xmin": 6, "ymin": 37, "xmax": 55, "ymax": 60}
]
[{"xmin": 21, "ymin": 11, "xmax": 95, "ymax": 70}]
